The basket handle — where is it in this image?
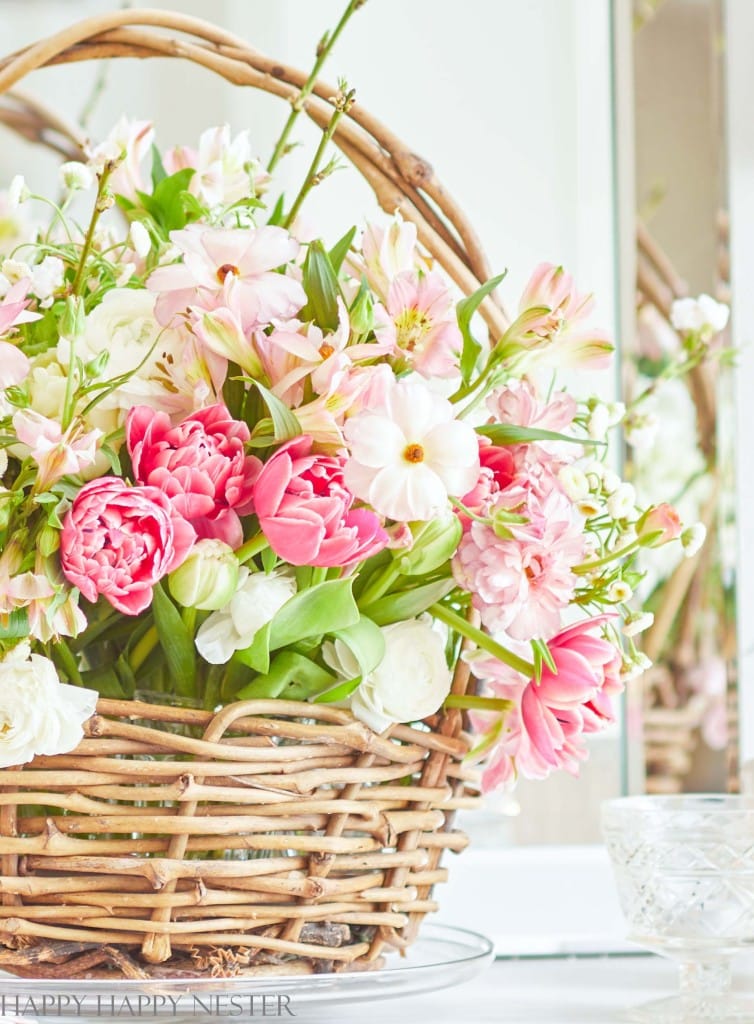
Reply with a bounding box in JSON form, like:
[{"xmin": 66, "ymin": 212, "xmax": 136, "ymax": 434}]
[{"xmin": 0, "ymin": 8, "xmax": 507, "ymax": 336}]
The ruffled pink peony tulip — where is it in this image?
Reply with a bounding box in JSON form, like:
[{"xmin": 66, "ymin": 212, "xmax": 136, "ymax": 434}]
[
  {"xmin": 60, "ymin": 478, "xmax": 196, "ymax": 615},
  {"xmin": 254, "ymin": 435, "xmax": 388, "ymax": 567},
  {"xmin": 127, "ymin": 404, "xmax": 261, "ymax": 549}
]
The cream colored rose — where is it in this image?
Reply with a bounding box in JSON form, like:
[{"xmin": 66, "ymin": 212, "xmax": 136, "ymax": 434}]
[
  {"xmin": 326, "ymin": 619, "xmax": 452, "ymax": 733},
  {"xmin": 0, "ymin": 643, "xmax": 97, "ymax": 768}
]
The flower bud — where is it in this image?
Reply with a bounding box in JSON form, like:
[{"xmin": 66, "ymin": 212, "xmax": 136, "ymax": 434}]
[
  {"xmin": 558, "ymin": 465, "xmax": 590, "ymax": 502},
  {"xmin": 637, "ymin": 503, "xmax": 682, "ymax": 547},
  {"xmin": 397, "ymin": 513, "xmax": 462, "ymax": 575},
  {"xmin": 129, "ymin": 220, "xmax": 151, "ymax": 259},
  {"xmin": 349, "ymin": 282, "xmax": 375, "ymax": 337},
  {"xmin": 37, "ymin": 525, "xmax": 60, "ymax": 557},
  {"xmin": 8, "ymin": 175, "xmax": 29, "ymax": 208},
  {"xmin": 607, "ymin": 483, "xmax": 636, "ymax": 521},
  {"xmin": 622, "ymin": 611, "xmax": 654, "ymax": 637},
  {"xmin": 168, "ymin": 539, "xmax": 239, "ymax": 611},
  {"xmin": 681, "ymin": 522, "xmax": 707, "ymax": 558},
  {"xmin": 59, "ymin": 161, "xmax": 95, "ymax": 193}
]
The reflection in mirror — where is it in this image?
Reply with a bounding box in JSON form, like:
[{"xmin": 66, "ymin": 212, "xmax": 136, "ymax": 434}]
[{"xmin": 629, "ymin": 0, "xmax": 736, "ymax": 795}]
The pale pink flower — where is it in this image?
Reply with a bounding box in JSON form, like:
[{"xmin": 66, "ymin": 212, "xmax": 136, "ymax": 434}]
[
  {"xmin": 487, "ymin": 379, "xmax": 577, "ymax": 433},
  {"xmin": 453, "ymin": 488, "xmax": 584, "ymax": 640},
  {"xmin": 0, "ymin": 543, "xmax": 54, "ymax": 617},
  {"xmin": 164, "ymin": 125, "xmax": 266, "ymax": 207},
  {"xmin": 147, "ymin": 225, "xmax": 305, "ymax": 329},
  {"xmin": 637, "ymin": 502, "xmax": 683, "ymax": 546},
  {"xmin": 375, "ymin": 270, "xmax": 462, "ymax": 378},
  {"xmin": 350, "ymin": 215, "xmax": 422, "ymax": 300},
  {"xmin": 13, "ymin": 410, "xmax": 102, "ymax": 491},
  {"xmin": 294, "ymin": 363, "xmax": 395, "ymax": 450},
  {"xmin": 0, "ymin": 278, "xmax": 40, "ymax": 338},
  {"xmin": 88, "ymin": 117, "xmax": 154, "ymax": 200},
  {"xmin": 344, "ymin": 376, "xmax": 479, "ymax": 522},
  {"xmin": 515, "ymin": 262, "xmax": 613, "ymax": 369}
]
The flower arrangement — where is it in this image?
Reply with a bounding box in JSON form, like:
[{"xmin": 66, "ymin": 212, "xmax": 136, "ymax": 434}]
[{"xmin": 0, "ymin": 108, "xmax": 699, "ymax": 794}]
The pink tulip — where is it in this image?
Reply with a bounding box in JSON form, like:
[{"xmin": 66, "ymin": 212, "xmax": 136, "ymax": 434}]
[
  {"xmin": 147, "ymin": 224, "xmax": 306, "ymax": 329},
  {"xmin": 60, "ymin": 477, "xmax": 196, "ymax": 615},
  {"xmin": 127, "ymin": 404, "xmax": 261, "ymax": 549},
  {"xmin": 254, "ymin": 435, "xmax": 388, "ymax": 567}
]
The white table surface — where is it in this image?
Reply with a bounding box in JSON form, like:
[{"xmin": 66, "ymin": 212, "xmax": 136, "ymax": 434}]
[{"xmin": 292, "ymin": 954, "xmax": 754, "ymax": 1024}]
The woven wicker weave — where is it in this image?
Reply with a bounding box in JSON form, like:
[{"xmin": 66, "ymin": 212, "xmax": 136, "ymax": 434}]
[{"xmin": 0, "ymin": 9, "xmax": 486, "ymax": 978}]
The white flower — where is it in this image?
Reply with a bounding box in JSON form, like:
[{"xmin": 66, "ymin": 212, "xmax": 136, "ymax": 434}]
[
  {"xmin": 193, "ymin": 125, "xmax": 258, "ymax": 207},
  {"xmin": 601, "ymin": 469, "xmax": 622, "ymax": 495},
  {"xmin": 608, "ymin": 580, "xmax": 633, "ymax": 603},
  {"xmin": 0, "ymin": 256, "xmax": 64, "ymax": 305},
  {"xmin": 558, "ymin": 465, "xmax": 589, "ymax": 502},
  {"xmin": 195, "ymin": 569, "xmax": 296, "ymax": 665},
  {"xmin": 343, "ymin": 376, "xmax": 480, "ymax": 521},
  {"xmin": 625, "ymin": 411, "xmax": 659, "ymax": 450},
  {"xmin": 129, "ymin": 220, "xmax": 151, "ymax": 259},
  {"xmin": 0, "ymin": 643, "xmax": 97, "ymax": 768},
  {"xmin": 671, "ymin": 294, "xmax": 729, "ymax": 336},
  {"xmin": 59, "ymin": 161, "xmax": 95, "ymax": 193},
  {"xmin": 681, "ymin": 522, "xmax": 707, "ymax": 558},
  {"xmin": 576, "ymin": 498, "xmax": 602, "ymax": 518},
  {"xmin": 607, "ymin": 483, "xmax": 636, "ymax": 520},
  {"xmin": 622, "ymin": 611, "xmax": 654, "ymax": 637},
  {"xmin": 74, "ymin": 288, "xmax": 206, "ymax": 417},
  {"xmin": 326, "ymin": 619, "xmax": 452, "ymax": 733},
  {"xmin": 8, "ymin": 176, "xmax": 28, "ymax": 208}
]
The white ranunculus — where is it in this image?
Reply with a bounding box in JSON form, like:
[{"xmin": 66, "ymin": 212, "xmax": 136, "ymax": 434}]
[
  {"xmin": 335, "ymin": 619, "xmax": 452, "ymax": 733},
  {"xmin": 73, "ymin": 288, "xmax": 206, "ymax": 417},
  {"xmin": 195, "ymin": 569, "xmax": 297, "ymax": 665},
  {"xmin": 0, "ymin": 643, "xmax": 97, "ymax": 768}
]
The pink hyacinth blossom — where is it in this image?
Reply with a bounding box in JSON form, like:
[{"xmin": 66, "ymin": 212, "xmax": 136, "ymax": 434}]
[
  {"xmin": 515, "ymin": 262, "xmax": 613, "ymax": 369},
  {"xmin": 344, "ymin": 376, "xmax": 479, "ymax": 522},
  {"xmin": 375, "ymin": 270, "xmax": 462, "ymax": 378},
  {"xmin": 13, "ymin": 410, "xmax": 102, "ymax": 491},
  {"xmin": 254, "ymin": 435, "xmax": 388, "ymax": 567},
  {"xmin": 60, "ymin": 478, "xmax": 196, "ymax": 616},
  {"xmin": 453, "ymin": 488, "xmax": 584, "ymax": 640},
  {"xmin": 147, "ymin": 225, "xmax": 305, "ymax": 329},
  {"xmin": 127, "ymin": 404, "xmax": 261, "ymax": 549}
]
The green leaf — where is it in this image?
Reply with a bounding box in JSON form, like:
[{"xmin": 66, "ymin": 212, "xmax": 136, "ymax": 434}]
[
  {"xmin": 150, "ymin": 144, "xmax": 168, "ymax": 187},
  {"xmin": 328, "ymin": 226, "xmax": 357, "ymax": 273},
  {"xmin": 81, "ymin": 667, "xmax": 127, "ymax": 699},
  {"xmin": 251, "ymin": 381, "xmax": 301, "ymax": 442},
  {"xmin": 0, "ymin": 609, "xmax": 29, "ymax": 640},
  {"xmin": 151, "ymin": 582, "xmax": 196, "ymax": 697},
  {"xmin": 300, "ymin": 240, "xmax": 340, "ymax": 330},
  {"xmin": 330, "ymin": 615, "xmax": 385, "ymax": 677},
  {"xmin": 457, "ymin": 271, "xmax": 507, "ymax": 384},
  {"xmin": 477, "ymin": 423, "xmax": 603, "ymax": 446},
  {"xmin": 235, "ymin": 579, "xmax": 360, "ymax": 672},
  {"xmin": 267, "ymin": 193, "xmax": 286, "ymax": 227},
  {"xmin": 135, "ymin": 168, "xmax": 196, "ymax": 233},
  {"xmin": 364, "ymin": 577, "xmax": 456, "ymax": 626},
  {"xmin": 223, "ymin": 361, "xmax": 246, "ymax": 421},
  {"xmin": 236, "ymin": 651, "xmax": 335, "ymax": 700},
  {"xmin": 312, "ymin": 676, "xmax": 362, "ymax": 704},
  {"xmin": 396, "ymin": 517, "xmax": 462, "ymax": 576}
]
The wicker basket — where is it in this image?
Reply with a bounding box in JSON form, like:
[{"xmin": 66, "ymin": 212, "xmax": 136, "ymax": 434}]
[{"xmin": 0, "ymin": 9, "xmax": 496, "ymax": 980}]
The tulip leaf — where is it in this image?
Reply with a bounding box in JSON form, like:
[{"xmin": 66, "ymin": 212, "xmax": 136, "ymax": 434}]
[
  {"xmin": 300, "ymin": 239, "xmax": 340, "ymax": 331},
  {"xmin": 151, "ymin": 582, "xmax": 196, "ymax": 697},
  {"xmin": 457, "ymin": 271, "xmax": 507, "ymax": 383},
  {"xmin": 330, "ymin": 615, "xmax": 385, "ymax": 678},
  {"xmin": 328, "ymin": 226, "xmax": 357, "ymax": 273},
  {"xmin": 476, "ymin": 423, "xmax": 603, "ymax": 446},
  {"xmin": 252, "ymin": 381, "xmax": 301, "ymax": 442},
  {"xmin": 364, "ymin": 577, "xmax": 457, "ymax": 626},
  {"xmin": 236, "ymin": 651, "xmax": 335, "ymax": 700},
  {"xmin": 312, "ymin": 676, "xmax": 362, "ymax": 704},
  {"xmin": 234, "ymin": 579, "xmax": 360, "ymax": 674}
]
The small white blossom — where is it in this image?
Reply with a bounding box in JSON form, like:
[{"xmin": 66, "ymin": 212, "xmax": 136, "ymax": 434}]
[
  {"xmin": 601, "ymin": 469, "xmax": 622, "ymax": 495},
  {"xmin": 608, "ymin": 580, "xmax": 633, "ymax": 603},
  {"xmin": 576, "ymin": 498, "xmax": 602, "ymax": 518},
  {"xmin": 671, "ymin": 294, "xmax": 729, "ymax": 336},
  {"xmin": 558, "ymin": 465, "xmax": 590, "ymax": 502},
  {"xmin": 129, "ymin": 220, "xmax": 151, "ymax": 259},
  {"xmin": 622, "ymin": 611, "xmax": 654, "ymax": 637},
  {"xmin": 8, "ymin": 175, "xmax": 29, "ymax": 208},
  {"xmin": 607, "ymin": 483, "xmax": 637, "ymax": 520},
  {"xmin": 625, "ymin": 412, "xmax": 659, "ymax": 450},
  {"xmin": 59, "ymin": 161, "xmax": 95, "ymax": 193},
  {"xmin": 587, "ymin": 403, "xmax": 610, "ymax": 440},
  {"xmin": 115, "ymin": 262, "xmax": 136, "ymax": 287},
  {"xmin": 606, "ymin": 401, "xmax": 626, "ymax": 426},
  {"xmin": 681, "ymin": 522, "xmax": 707, "ymax": 558}
]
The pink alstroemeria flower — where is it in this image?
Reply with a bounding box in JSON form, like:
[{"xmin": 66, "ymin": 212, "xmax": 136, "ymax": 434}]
[
  {"xmin": 0, "ymin": 279, "xmax": 40, "ymax": 340},
  {"xmin": 147, "ymin": 225, "xmax": 306, "ymax": 330},
  {"xmin": 515, "ymin": 262, "xmax": 613, "ymax": 369},
  {"xmin": 13, "ymin": 410, "xmax": 102, "ymax": 491},
  {"xmin": 375, "ymin": 270, "xmax": 462, "ymax": 378},
  {"xmin": 127, "ymin": 404, "xmax": 261, "ymax": 549},
  {"xmin": 254, "ymin": 435, "xmax": 388, "ymax": 568}
]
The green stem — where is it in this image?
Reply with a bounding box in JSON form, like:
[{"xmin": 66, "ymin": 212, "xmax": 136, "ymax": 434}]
[
  {"xmin": 573, "ymin": 539, "xmax": 640, "ymax": 575},
  {"xmin": 71, "ymin": 168, "xmax": 111, "ymax": 297},
  {"xmin": 267, "ymin": 0, "xmax": 365, "ymax": 173},
  {"xmin": 429, "ymin": 602, "xmax": 535, "ymax": 678},
  {"xmin": 236, "ymin": 533, "xmax": 270, "ymax": 565},
  {"xmin": 56, "ymin": 639, "xmax": 83, "ymax": 686},
  {"xmin": 282, "ymin": 99, "xmax": 350, "ymax": 230},
  {"xmin": 358, "ymin": 562, "xmax": 401, "ymax": 608},
  {"xmin": 130, "ymin": 625, "xmax": 158, "ymax": 673},
  {"xmin": 310, "ymin": 566, "xmax": 328, "ymax": 586},
  {"xmin": 181, "ymin": 606, "xmax": 197, "ymax": 637},
  {"xmin": 444, "ymin": 694, "xmax": 514, "ymax": 713}
]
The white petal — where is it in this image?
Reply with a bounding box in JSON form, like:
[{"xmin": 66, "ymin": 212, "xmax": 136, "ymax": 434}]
[
  {"xmin": 195, "ymin": 612, "xmax": 239, "ymax": 665},
  {"xmin": 345, "ymin": 414, "xmax": 406, "ymax": 467}
]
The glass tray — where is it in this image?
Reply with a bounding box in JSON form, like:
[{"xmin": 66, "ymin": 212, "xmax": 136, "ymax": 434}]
[{"xmin": 0, "ymin": 923, "xmax": 493, "ymax": 1022}]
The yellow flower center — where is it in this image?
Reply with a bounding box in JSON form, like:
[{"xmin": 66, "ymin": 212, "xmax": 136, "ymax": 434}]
[
  {"xmin": 403, "ymin": 443, "xmax": 425, "ymax": 463},
  {"xmin": 395, "ymin": 307, "xmax": 431, "ymax": 353}
]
